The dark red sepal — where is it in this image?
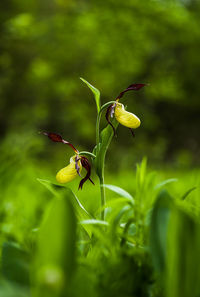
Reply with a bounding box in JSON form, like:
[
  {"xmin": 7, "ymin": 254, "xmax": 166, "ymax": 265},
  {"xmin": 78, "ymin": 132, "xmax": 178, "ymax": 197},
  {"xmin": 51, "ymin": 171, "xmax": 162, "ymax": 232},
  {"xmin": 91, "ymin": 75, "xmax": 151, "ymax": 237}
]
[
  {"xmin": 129, "ymin": 128, "xmax": 135, "ymax": 137},
  {"xmin": 40, "ymin": 131, "xmax": 78, "ymax": 153},
  {"xmin": 105, "ymin": 104, "xmax": 117, "ymax": 136},
  {"xmin": 41, "ymin": 132, "xmax": 63, "ymax": 142},
  {"xmin": 78, "ymin": 156, "xmax": 94, "ymax": 190},
  {"xmin": 117, "ymin": 83, "xmax": 147, "ymax": 100}
]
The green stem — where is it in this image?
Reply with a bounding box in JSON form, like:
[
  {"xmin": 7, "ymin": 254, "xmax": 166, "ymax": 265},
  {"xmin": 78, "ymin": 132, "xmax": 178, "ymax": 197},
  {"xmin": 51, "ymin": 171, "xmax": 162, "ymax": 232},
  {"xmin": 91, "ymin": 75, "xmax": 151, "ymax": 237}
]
[
  {"xmin": 79, "ymin": 151, "xmax": 96, "ymax": 158},
  {"xmin": 100, "ymin": 175, "xmax": 105, "ymax": 220},
  {"xmin": 96, "ymin": 113, "xmax": 101, "ymax": 147},
  {"xmin": 96, "ymin": 100, "xmax": 116, "ymax": 149},
  {"xmin": 96, "ymin": 112, "xmax": 105, "ymax": 219},
  {"xmin": 96, "ymin": 101, "xmax": 117, "ymax": 220},
  {"xmin": 100, "ymin": 101, "xmax": 116, "ymax": 113}
]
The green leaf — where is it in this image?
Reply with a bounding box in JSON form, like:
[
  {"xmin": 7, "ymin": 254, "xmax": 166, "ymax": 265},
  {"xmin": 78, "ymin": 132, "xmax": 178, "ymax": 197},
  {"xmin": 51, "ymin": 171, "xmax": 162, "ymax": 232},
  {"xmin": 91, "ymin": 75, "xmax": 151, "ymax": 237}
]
[
  {"xmin": 35, "ymin": 195, "xmax": 76, "ymax": 296},
  {"xmin": 103, "ymin": 184, "xmax": 134, "ymax": 202},
  {"xmin": 136, "ymin": 157, "xmax": 147, "ymax": 191},
  {"xmin": 0, "ymin": 281, "xmax": 30, "ymax": 297},
  {"xmin": 167, "ymin": 207, "xmax": 200, "ymax": 297},
  {"xmin": 110, "ymin": 205, "xmax": 132, "ymax": 243},
  {"xmin": 80, "ymin": 219, "xmax": 109, "ymax": 226},
  {"xmin": 37, "ymin": 179, "xmax": 93, "ymax": 237},
  {"xmin": 79, "ymin": 220, "xmax": 110, "ymax": 249},
  {"xmin": 154, "ymin": 178, "xmax": 178, "ymax": 190},
  {"xmin": 37, "ymin": 178, "xmax": 58, "ymax": 195},
  {"xmin": 149, "ymin": 189, "xmax": 172, "ymax": 274},
  {"xmin": 1, "ymin": 241, "xmax": 30, "ymax": 286},
  {"xmin": 80, "ymin": 77, "xmax": 101, "ymax": 113},
  {"xmin": 101, "ymin": 197, "xmax": 133, "ymax": 211},
  {"xmin": 120, "ymin": 219, "xmax": 136, "ymax": 246}
]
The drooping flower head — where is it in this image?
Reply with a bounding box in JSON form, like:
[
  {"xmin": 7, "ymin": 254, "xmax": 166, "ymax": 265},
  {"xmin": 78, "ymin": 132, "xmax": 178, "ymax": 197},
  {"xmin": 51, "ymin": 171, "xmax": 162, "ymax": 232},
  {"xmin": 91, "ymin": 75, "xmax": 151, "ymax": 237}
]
[
  {"xmin": 106, "ymin": 83, "xmax": 147, "ymax": 136},
  {"xmin": 41, "ymin": 132, "xmax": 94, "ymax": 190}
]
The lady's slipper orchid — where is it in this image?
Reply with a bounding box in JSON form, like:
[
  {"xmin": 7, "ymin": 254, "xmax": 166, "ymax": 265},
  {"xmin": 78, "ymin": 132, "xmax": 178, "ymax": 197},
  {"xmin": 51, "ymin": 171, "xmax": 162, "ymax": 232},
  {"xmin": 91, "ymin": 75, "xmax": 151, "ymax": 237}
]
[
  {"xmin": 56, "ymin": 155, "xmax": 82, "ymax": 184},
  {"xmin": 114, "ymin": 102, "xmax": 141, "ymax": 129},
  {"xmin": 41, "ymin": 132, "xmax": 94, "ymax": 189},
  {"xmin": 106, "ymin": 83, "xmax": 147, "ymax": 135}
]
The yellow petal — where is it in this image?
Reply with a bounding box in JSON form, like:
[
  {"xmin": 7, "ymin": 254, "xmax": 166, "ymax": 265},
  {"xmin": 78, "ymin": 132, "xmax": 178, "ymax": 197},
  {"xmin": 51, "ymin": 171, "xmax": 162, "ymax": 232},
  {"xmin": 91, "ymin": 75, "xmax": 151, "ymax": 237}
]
[
  {"xmin": 56, "ymin": 155, "xmax": 82, "ymax": 184},
  {"xmin": 114, "ymin": 103, "xmax": 141, "ymax": 129}
]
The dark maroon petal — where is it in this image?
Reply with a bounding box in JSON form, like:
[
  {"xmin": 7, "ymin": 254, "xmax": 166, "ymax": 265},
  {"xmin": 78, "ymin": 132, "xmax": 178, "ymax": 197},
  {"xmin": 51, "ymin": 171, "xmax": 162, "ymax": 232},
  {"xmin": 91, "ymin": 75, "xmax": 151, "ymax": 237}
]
[
  {"xmin": 129, "ymin": 128, "xmax": 135, "ymax": 137},
  {"xmin": 105, "ymin": 104, "xmax": 116, "ymax": 136},
  {"xmin": 89, "ymin": 177, "xmax": 94, "ymax": 184},
  {"xmin": 78, "ymin": 156, "xmax": 94, "ymax": 190},
  {"xmin": 41, "ymin": 132, "xmax": 63, "ymax": 142},
  {"xmin": 117, "ymin": 83, "xmax": 147, "ymax": 100},
  {"xmin": 40, "ymin": 131, "xmax": 78, "ymax": 153}
]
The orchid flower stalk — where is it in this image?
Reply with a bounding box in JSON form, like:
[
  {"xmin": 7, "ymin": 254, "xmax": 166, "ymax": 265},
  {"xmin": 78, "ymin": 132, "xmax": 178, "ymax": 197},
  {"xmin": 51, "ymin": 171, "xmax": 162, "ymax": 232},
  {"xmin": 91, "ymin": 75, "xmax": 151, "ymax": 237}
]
[
  {"xmin": 81, "ymin": 79, "xmax": 147, "ymax": 220},
  {"xmin": 41, "ymin": 79, "xmax": 147, "ymax": 220}
]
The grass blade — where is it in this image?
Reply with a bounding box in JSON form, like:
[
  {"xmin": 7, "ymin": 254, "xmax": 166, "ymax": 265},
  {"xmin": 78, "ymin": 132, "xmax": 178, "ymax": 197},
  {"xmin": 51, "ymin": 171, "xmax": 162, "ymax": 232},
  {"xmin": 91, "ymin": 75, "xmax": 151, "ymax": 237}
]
[
  {"xmin": 154, "ymin": 178, "xmax": 178, "ymax": 190},
  {"xmin": 181, "ymin": 186, "xmax": 197, "ymax": 200}
]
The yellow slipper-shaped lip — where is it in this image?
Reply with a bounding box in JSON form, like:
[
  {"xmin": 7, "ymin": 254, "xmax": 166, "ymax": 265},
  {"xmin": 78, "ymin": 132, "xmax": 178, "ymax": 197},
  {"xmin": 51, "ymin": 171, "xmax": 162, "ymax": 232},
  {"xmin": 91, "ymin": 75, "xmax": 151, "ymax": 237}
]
[
  {"xmin": 56, "ymin": 155, "xmax": 82, "ymax": 184},
  {"xmin": 114, "ymin": 103, "xmax": 141, "ymax": 129}
]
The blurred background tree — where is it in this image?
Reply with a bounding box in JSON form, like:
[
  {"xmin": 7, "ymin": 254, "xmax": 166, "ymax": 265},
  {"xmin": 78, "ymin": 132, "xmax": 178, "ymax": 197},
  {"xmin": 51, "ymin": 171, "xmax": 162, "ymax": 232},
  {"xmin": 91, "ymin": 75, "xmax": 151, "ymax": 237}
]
[{"xmin": 0, "ymin": 0, "xmax": 200, "ymax": 172}]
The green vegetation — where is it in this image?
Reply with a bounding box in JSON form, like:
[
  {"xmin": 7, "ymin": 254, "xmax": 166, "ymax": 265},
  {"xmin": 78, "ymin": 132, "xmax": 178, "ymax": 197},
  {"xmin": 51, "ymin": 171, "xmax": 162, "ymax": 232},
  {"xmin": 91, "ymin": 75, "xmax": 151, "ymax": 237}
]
[{"xmin": 0, "ymin": 147, "xmax": 200, "ymax": 296}]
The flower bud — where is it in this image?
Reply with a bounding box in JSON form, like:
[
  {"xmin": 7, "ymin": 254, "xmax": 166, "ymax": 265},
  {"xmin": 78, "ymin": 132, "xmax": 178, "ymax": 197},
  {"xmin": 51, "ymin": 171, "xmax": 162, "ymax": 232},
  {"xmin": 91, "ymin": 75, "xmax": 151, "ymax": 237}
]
[
  {"xmin": 114, "ymin": 103, "xmax": 141, "ymax": 129},
  {"xmin": 56, "ymin": 156, "xmax": 82, "ymax": 184}
]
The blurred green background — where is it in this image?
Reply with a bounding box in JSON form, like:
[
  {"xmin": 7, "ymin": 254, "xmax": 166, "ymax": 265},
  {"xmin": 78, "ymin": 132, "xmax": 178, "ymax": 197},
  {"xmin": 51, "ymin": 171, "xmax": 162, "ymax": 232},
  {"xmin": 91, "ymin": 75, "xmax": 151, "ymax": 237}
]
[{"xmin": 1, "ymin": 0, "xmax": 200, "ymax": 177}]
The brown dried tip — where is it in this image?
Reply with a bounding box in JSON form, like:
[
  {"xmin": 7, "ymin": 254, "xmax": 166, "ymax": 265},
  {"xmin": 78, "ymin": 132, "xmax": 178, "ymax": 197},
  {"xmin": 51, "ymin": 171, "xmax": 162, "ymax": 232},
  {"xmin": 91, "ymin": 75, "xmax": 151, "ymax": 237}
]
[
  {"xmin": 78, "ymin": 156, "xmax": 94, "ymax": 190},
  {"xmin": 117, "ymin": 83, "xmax": 147, "ymax": 100},
  {"xmin": 40, "ymin": 131, "xmax": 79, "ymax": 153}
]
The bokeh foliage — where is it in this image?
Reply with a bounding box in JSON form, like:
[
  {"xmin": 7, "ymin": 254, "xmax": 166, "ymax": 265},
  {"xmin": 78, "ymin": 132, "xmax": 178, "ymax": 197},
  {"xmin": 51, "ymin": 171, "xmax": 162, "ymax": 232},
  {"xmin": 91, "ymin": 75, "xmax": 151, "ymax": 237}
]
[
  {"xmin": 0, "ymin": 152, "xmax": 200, "ymax": 297},
  {"xmin": 0, "ymin": 0, "xmax": 200, "ymax": 169}
]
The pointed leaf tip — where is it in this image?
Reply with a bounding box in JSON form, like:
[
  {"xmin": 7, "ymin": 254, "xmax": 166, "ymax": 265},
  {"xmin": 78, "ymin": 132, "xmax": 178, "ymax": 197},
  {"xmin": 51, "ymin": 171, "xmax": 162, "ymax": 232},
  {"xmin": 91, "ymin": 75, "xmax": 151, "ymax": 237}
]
[{"xmin": 80, "ymin": 77, "xmax": 101, "ymax": 113}]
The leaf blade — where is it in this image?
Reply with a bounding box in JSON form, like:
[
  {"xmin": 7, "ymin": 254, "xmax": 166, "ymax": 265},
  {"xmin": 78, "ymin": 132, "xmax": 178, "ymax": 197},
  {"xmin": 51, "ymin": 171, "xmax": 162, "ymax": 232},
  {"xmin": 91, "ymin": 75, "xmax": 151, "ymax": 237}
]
[
  {"xmin": 80, "ymin": 77, "xmax": 101, "ymax": 113},
  {"xmin": 149, "ymin": 189, "xmax": 172, "ymax": 273},
  {"xmin": 37, "ymin": 179, "xmax": 93, "ymax": 237},
  {"xmin": 103, "ymin": 184, "xmax": 134, "ymax": 202},
  {"xmin": 154, "ymin": 178, "xmax": 178, "ymax": 190}
]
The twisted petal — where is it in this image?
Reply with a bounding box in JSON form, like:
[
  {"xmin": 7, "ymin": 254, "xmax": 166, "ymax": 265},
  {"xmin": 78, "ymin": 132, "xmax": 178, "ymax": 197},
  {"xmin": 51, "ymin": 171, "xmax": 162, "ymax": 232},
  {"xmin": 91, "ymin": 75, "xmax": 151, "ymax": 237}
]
[
  {"xmin": 79, "ymin": 156, "xmax": 94, "ymax": 190},
  {"xmin": 117, "ymin": 83, "xmax": 147, "ymax": 100},
  {"xmin": 114, "ymin": 103, "xmax": 141, "ymax": 129},
  {"xmin": 40, "ymin": 132, "xmax": 79, "ymax": 153},
  {"xmin": 56, "ymin": 156, "xmax": 82, "ymax": 184}
]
